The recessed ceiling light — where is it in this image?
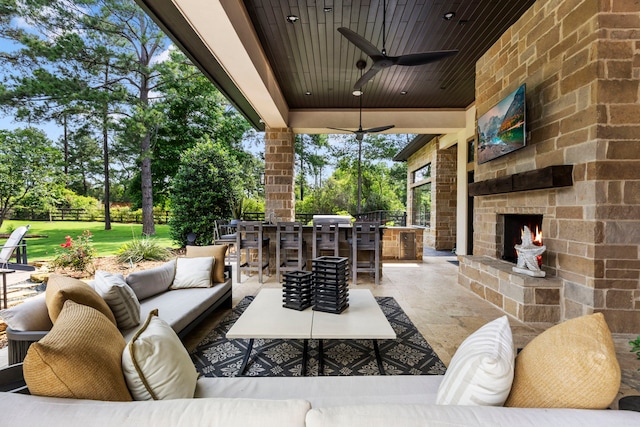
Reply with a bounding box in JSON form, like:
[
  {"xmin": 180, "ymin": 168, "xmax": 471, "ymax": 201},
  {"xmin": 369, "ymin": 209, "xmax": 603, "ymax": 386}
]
[
  {"xmin": 352, "ymin": 90, "xmax": 363, "ymax": 96},
  {"xmin": 400, "ymin": 91, "xmax": 408, "ymax": 95},
  {"xmin": 305, "ymin": 91, "xmax": 312, "ymax": 95},
  {"xmin": 286, "ymin": 15, "xmax": 299, "ymax": 24},
  {"xmin": 443, "ymin": 11, "xmax": 456, "ymax": 21},
  {"xmin": 323, "ymin": 7, "xmax": 333, "ymax": 13}
]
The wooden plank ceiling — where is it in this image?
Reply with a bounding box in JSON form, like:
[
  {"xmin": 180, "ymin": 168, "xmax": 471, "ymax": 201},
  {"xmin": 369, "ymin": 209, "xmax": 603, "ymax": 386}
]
[{"xmin": 243, "ymin": 0, "xmax": 536, "ymax": 110}]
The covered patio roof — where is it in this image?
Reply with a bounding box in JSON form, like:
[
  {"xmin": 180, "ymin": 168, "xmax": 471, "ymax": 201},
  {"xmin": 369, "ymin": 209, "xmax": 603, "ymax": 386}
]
[{"xmin": 134, "ymin": 0, "xmax": 535, "ymax": 135}]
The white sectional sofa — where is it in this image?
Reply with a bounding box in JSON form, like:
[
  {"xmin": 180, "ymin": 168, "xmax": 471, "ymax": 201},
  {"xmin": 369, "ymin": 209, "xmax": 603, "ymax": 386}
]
[
  {"xmin": 2, "ymin": 247, "xmax": 232, "ymax": 364},
  {"xmin": 1, "ymin": 254, "xmax": 637, "ymax": 426},
  {"xmin": 1, "ymin": 375, "xmax": 638, "ymax": 426}
]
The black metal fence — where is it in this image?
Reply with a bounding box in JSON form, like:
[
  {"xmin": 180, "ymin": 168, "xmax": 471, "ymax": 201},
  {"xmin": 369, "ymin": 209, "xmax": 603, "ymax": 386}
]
[
  {"xmin": 354, "ymin": 210, "xmax": 407, "ymax": 226},
  {"xmin": 9, "ymin": 208, "xmax": 172, "ymax": 224},
  {"xmin": 10, "ymin": 208, "xmax": 405, "ymax": 226},
  {"xmin": 243, "ymin": 210, "xmax": 406, "ymax": 226}
]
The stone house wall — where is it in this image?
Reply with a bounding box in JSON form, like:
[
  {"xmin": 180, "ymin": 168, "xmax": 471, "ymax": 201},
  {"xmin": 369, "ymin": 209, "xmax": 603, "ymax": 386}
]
[
  {"xmin": 459, "ymin": 0, "xmax": 640, "ymax": 332},
  {"xmin": 407, "ymin": 137, "xmax": 458, "ymax": 251}
]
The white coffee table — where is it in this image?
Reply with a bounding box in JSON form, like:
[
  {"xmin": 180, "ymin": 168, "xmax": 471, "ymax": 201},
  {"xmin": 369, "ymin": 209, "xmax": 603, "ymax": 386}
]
[{"xmin": 226, "ymin": 288, "xmax": 396, "ymax": 375}]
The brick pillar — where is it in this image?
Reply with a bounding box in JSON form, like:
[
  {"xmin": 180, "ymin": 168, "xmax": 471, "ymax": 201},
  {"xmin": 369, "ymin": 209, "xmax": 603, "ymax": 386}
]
[{"xmin": 264, "ymin": 127, "xmax": 295, "ymax": 222}]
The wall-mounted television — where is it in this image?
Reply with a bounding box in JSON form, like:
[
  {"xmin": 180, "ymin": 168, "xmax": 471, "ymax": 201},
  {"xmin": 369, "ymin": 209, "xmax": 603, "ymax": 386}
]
[{"xmin": 477, "ymin": 84, "xmax": 526, "ymax": 164}]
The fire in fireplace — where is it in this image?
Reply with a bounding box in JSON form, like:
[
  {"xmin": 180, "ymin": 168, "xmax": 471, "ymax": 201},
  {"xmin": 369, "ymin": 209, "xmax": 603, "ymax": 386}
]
[{"xmin": 502, "ymin": 214, "xmax": 543, "ymax": 263}]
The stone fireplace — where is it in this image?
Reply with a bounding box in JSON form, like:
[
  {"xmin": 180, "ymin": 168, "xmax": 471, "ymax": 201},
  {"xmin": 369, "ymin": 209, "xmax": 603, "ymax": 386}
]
[{"xmin": 457, "ymin": 0, "xmax": 640, "ymax": 333}]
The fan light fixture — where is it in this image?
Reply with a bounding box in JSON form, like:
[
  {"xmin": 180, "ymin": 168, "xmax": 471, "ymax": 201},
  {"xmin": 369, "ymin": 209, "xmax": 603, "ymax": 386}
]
[
  {"xmin": 337, "ymin": 0, "xmax": 459, "ymax": 90},
  {"xmin": 286, "ymin": 15, "xmax": 299, "ymax": 23}
]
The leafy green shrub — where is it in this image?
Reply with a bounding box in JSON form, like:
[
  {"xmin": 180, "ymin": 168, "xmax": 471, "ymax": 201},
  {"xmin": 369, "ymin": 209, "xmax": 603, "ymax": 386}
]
[
  {"xmin": 630, "ymin": 336, "xmax": 640, "ymax": 371},
  {"xmin": 50, "ymin": 230, "xmax": 96, "ymax": 272},
  {"xmin": 116, "ymin": 236, "xmax": 172, "ymax": 263},
  {"xmin": 169, "ymin": 138, "xmax": 243, "ymax": 246}
]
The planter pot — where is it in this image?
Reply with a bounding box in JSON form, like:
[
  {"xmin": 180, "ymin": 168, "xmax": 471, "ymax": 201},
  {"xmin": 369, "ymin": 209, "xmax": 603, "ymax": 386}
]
[{"xmin": 618, "ymin": 395, "xmax": 640, "ymax": 412}]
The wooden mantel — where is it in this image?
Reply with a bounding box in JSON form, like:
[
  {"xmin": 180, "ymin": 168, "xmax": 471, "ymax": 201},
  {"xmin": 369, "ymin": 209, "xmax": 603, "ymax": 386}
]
[{"xmin": 468, "ymin": 165, "xmax": 573, "ymax": 197}]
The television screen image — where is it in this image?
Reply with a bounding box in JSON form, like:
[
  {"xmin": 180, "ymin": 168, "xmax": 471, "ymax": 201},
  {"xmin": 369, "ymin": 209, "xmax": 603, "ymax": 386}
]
[{"xmin": 477, "ymin": 84, "xmax": 526, "ymax": 164}]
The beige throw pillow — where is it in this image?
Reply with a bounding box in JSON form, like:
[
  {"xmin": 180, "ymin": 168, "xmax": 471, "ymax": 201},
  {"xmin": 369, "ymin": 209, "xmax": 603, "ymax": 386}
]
[
  {"xmin": 505, "ymin": 313, "xmax": 620, "ymax": 409},
  {"xmin": 122, "ymin": 310, "xmax": 198, "ymax": 400},
  {"xmin": 185, "ymin": 244, "xmax": 228, "ymax": 283},
  {"xmin": 0, "ymin": 293, "xmax": 53, "ymax": 331},
  {"xmin": 23, "ymin": 300, "xmax": 132, "ymax": 401},
  {"xmin": 125, "ymin": 259, "xmax": 176, "ymax": 301},
  {"xmin": 170, "ymin": 256, "xmax": 214, "ymax": 289},
  {"xmin": 45, "ymin": 274, "xmax": 116, "ymax": 325},
  {"xmin": 94, "ymin": 270, "xmax": 141, "ymax": 330}
]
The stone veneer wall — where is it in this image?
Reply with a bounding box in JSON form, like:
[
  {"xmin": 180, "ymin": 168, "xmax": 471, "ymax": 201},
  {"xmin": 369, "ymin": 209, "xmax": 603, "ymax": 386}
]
[
  {"xmin": 458, "ymin": 0, "xmax": 640, "ymax": 332},
  {"xmin": 433, "ymin": 145, "xmax": 458, "ymax": 250},
  {"xmin": 407, "ymin": 137, "xmax": 458, "ymax": 251},
  {"xmin": 264, "ymin": 127, "xmax": 295, "ymax": 222},
  {"xmin": 381, "ymin": 227, "xmax": 424, "ymax": 261}
]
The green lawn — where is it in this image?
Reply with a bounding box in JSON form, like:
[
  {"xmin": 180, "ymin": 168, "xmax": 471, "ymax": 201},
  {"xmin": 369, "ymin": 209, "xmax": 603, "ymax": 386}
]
[{"xmin": 1, "ymin": 220, "xmax": 178, "ymax": 261}]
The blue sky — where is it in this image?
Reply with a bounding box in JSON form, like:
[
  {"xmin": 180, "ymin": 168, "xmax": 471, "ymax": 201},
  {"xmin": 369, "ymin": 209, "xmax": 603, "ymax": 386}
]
[{"xmin": 0, "ymin": 27, "xmax": 65, "ymax": 140}]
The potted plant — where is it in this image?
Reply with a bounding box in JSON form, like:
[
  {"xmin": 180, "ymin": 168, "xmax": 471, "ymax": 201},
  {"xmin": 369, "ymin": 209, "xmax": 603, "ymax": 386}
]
[
  {"xmin": 618, "ymin": 336, "xmax": 640, "ymax": 412},
  {"xmin": 630, "ymin": 336, "xmax": 640, "ymax": 367}
]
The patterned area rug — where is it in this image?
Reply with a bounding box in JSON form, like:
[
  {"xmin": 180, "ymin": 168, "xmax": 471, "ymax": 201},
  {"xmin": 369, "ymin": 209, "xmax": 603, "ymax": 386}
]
[{"xmin": 191, "ymin": 296, "xmax": 446, "ymax": 377}]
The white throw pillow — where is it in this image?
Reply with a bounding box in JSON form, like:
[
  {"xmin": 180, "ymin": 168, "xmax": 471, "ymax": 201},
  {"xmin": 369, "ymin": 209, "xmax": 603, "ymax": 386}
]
[
  {"xmin": 436, "ymin": 315, "xmax": 514, "ymax": 406},
  {"xmin": 122, "ymin": 310, "xmax": 198, "ymax": 400},
  {"xmin": 94, "ymin": 270, "xmax": 141, "ymax": 330},
  {"xmin": 170, "ymin": 256, "xmax": 214, "ymax": 289}
]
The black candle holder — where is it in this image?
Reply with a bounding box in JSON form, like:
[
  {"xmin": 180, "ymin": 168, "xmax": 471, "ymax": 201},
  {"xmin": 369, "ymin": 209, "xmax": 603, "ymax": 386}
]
[
  {"xmin": 312, "ymin": 256, "xmax": 349, "ymax": 314},
  {"xmin": 282, "ymin": 270, "xmax": 313, "ymax": 310}
]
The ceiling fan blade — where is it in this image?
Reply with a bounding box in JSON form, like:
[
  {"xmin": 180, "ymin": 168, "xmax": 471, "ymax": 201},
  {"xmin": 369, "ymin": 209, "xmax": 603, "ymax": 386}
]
[
  {"xmin": 353, "ymin": 66, "xmax": 383, "ymax": 90},
  {"xmin": 364, "ymin": 124, "xmax": 395, "ymax": 133},
  {"xmin": 338, "ymin": 27, "xmax": 382, "ymax": 58},
  {"xmin": 327, "ymin": 127, "xmax": 356, "ymax": 133},
  {"xmin": 395, "ymin": 50, "xmax": 458, "ymax": 66}
]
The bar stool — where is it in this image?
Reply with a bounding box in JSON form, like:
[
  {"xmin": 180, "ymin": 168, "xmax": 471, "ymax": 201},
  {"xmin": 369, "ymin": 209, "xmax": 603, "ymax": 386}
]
[
  {"xmin": 214, "ymin": 220, "xmax": 238, "ymax": 264},
  {"xmin": 276, "ymin": 222, "xmax": 307, "ymax": 283},
  {"xmin": 351, "ymin": 221, "xmax": 381, "ymax": 285},
  {"xmin": 236, "ymin": 221, "xmax": 270, "ymax": 283},
  {"xmin": 312, "ymin": 220, "xmax": 340, "ymax": 259}
]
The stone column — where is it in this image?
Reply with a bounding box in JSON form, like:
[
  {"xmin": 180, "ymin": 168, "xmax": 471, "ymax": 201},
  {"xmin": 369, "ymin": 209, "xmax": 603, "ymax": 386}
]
[{"xmin": 264, "ymin": 127, "xmax": 295, "ymax": 222}]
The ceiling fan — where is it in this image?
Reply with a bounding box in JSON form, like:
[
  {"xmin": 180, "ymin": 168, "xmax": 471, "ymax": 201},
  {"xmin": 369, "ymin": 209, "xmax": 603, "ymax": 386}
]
[
  {"xmin": 338, "ymin": 0, "xmax": 459, "ymax": 90},
  {"xmin": 328, "ymin": 60, "xmax": 395, "ymax": 140}
]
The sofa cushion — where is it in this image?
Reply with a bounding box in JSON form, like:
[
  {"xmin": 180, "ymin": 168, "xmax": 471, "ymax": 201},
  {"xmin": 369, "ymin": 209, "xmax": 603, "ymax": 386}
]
[
  {"xmin": 170, "ymin": 256, "xmax": 214, "ymax": 289},
  {"xmin": 122, "ymin": 281, "xmax": 232, "ymax": 341},
  {"xmin": 436, "ymin": 315, "xmax": 514, "ymax": 406},
  {"xmin": 45, "ymin": 274, "xmax": 116, "ymax": 325},
  {"xmin": 304, "ymin": 403, "xmax": 640, "ymax": 427},
  {"xmin": 504, "ymin": 313, "xmax": 620, "ymax": 409},
  {"xmin": 122, "ymin": 310, "xmax": 198, "ymax": 400},
  {"xmin": 0, "ymin": 293, "xmax": 52, "ymax": 331},
  {"xmin": 186, "ymin": 244, "xmax": 228, "ymax": 283},
  {"xmin": 126, "ymin": 259, "xmax": 175, "ymax": 301},
  {"xmin": 93, "ymin": 270, "xmax": 141, "ymax": 329},
  {"xmin": 23, "ymin": 300, "xmax": 132, "ymax": 401},
  {"xmin": 0, "ymin": 393, "xmax": 312, "ymax": 427}
]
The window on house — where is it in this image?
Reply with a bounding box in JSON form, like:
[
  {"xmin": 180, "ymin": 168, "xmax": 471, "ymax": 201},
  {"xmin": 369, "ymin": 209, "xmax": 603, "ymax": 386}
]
[
  {"xmin": 412, "ymin": 163, "xmax": 431, "ymax": 183},
  {"xmin": 412, "ymin": 183, "xmax": 431, "ymax": 227}
]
